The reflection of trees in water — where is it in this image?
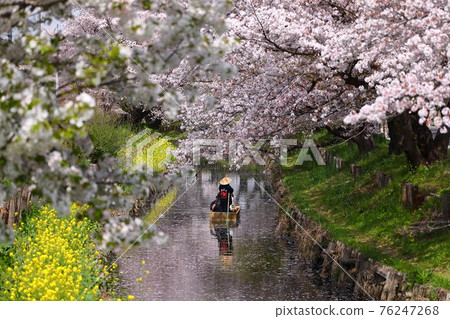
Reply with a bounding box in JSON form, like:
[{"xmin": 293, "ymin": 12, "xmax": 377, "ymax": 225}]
[{"xmin": 200, "ymin": 170, "xmax": 217, "ymax": 202}]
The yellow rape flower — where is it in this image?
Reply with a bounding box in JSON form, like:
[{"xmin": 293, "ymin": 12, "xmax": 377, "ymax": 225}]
[{"xmin": 4, "ymin": 204, "xmax": 101, "ymax": 301}]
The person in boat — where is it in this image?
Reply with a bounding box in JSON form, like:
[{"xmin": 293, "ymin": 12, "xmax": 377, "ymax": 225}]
[
  {"xmin": 210, "ymin": 197, "xmax": 221, "ymax": 212},
  {"xmin": 217, "ymin": 177, "xmax": 234, "ymax": 212}
]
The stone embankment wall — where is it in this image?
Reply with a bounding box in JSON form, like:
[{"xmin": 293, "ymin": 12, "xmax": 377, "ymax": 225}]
[{"xmin": 273, "ymin": 178, "xmax": 450, "ymax": 301}]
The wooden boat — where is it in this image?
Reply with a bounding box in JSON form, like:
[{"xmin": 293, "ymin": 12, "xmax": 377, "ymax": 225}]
[
  {"xmin": 209, "ymin": 219, "xmax": 239, "ymax": 229},
  {"xmin": 210, "ymin": 206, "xmax": 241, "ymax": 222}
]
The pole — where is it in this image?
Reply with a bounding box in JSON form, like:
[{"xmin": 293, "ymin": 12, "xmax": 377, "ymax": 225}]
[{"xmin": 226, "ymin": 192, "xmax": 230, "ymax": 228}]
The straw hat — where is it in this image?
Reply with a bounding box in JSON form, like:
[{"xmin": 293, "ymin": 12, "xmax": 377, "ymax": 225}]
[{"xmin": 219, "ymin": 177, "xmax": 232, "ymax": 185}]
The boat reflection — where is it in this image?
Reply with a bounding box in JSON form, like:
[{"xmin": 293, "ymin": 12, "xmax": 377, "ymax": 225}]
[
  {"xmin": 210, "ymin": 219, "xmax": 238, "ymax": 268},
  {"xmin": 210, "ymin": 227, "xmax": 233, "ymax": 267}
]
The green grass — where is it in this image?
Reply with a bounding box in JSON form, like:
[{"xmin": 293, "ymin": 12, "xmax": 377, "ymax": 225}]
[
  {"xmin": 86, "ymin": 109, "xmax": 137, "ymax": 163},
  {"xmin": 283, "ymin": 132, "xmax": 450, "ymax": 290}
]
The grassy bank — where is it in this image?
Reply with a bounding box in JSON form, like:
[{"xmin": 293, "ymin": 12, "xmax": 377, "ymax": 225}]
[
  {"xmin": 84, "ymin": 108, "xmax": 177, "ymax": 170},
  {"xmin": 86, "ymin": 109, "xmax": 137, "ymax": 164},
  {"xmin": 283, "ymin": 132, "xmax": 450, "ymax": 291},
  {"xmin": 145, "ymin": 188, "xmax": 178, "ymax": 224}
]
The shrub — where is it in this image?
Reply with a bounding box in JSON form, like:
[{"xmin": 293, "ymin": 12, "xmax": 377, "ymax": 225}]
[{"xmin": 86, "ymin": 109, "xmax": 135, "ymax": 162}]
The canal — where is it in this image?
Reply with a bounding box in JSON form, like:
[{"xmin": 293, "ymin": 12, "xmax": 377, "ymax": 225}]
[{"xmin": 117, "ymin": 169, "xmax": 359, "ymax": 300}]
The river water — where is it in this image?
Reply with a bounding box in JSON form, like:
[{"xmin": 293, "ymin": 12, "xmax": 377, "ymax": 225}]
[{"xmin": 117, "ymin": 169, "xmax": 358, "ymax": 300}]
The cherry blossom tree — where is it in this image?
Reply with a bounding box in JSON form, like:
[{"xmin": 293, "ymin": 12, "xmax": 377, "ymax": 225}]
[
  {"xmin": 178, "ymin": 0, "xmax": 449, "ymax": 168},
  {"xmin": 0, "ymin": 0, "xmax": 235, "ymax": 242},
  {"xmin": 177, "ymin": 0, "xmax": 377, "ymax": 166},
  {"xmin": 2, "ymin": 0, "xmax": 449, "ymax": 237},
  {"xmin": 333, "ymin": 0, "xmax": 450, "ymax": 167}
]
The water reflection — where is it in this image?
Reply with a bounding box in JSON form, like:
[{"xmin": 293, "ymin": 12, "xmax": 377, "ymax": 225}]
[
  {"xmin": 210, "ymin": 227, "xmax": 233, "ymax": 267},
  {"xmin": 209, "ymin": 206, "xmax": 239, "ymax": 269}
]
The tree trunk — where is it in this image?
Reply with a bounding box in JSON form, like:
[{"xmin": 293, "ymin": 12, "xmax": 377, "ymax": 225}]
[
  {"xmin": 427, "ymin": 129, "xmax": 450, "ymax": 162},
  {"xmin": 387, "ymin": 116, "xmax": 403, "ymax": 156},
  {"xmin": 410, "ymin": 113, "xmax": 434, "ymax": 159},
  {"xmin": 352, "ymin": 133, "xmax": 375, "ymax": 154},
  {"xmin": 399, "ymin": 112, "xmax": 424, "ymax": 168},
  {"xmin": 388, "ymin": 112, "xmax": 448, "ymax": 168}
]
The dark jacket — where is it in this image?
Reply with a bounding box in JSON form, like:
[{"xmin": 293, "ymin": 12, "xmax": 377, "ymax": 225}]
[
  {"xmin": 217, "ymin": 184, "xmax": 233, "ymax": 211},
  {"xmin": 210, "ymin": 199, "xmax": 221, "ymax": 212}
]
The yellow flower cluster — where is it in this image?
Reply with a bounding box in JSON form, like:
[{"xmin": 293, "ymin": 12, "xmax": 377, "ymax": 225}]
[{"xmin": 4, "ymin": 204, "xmax": 101, "ymax": 301}]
